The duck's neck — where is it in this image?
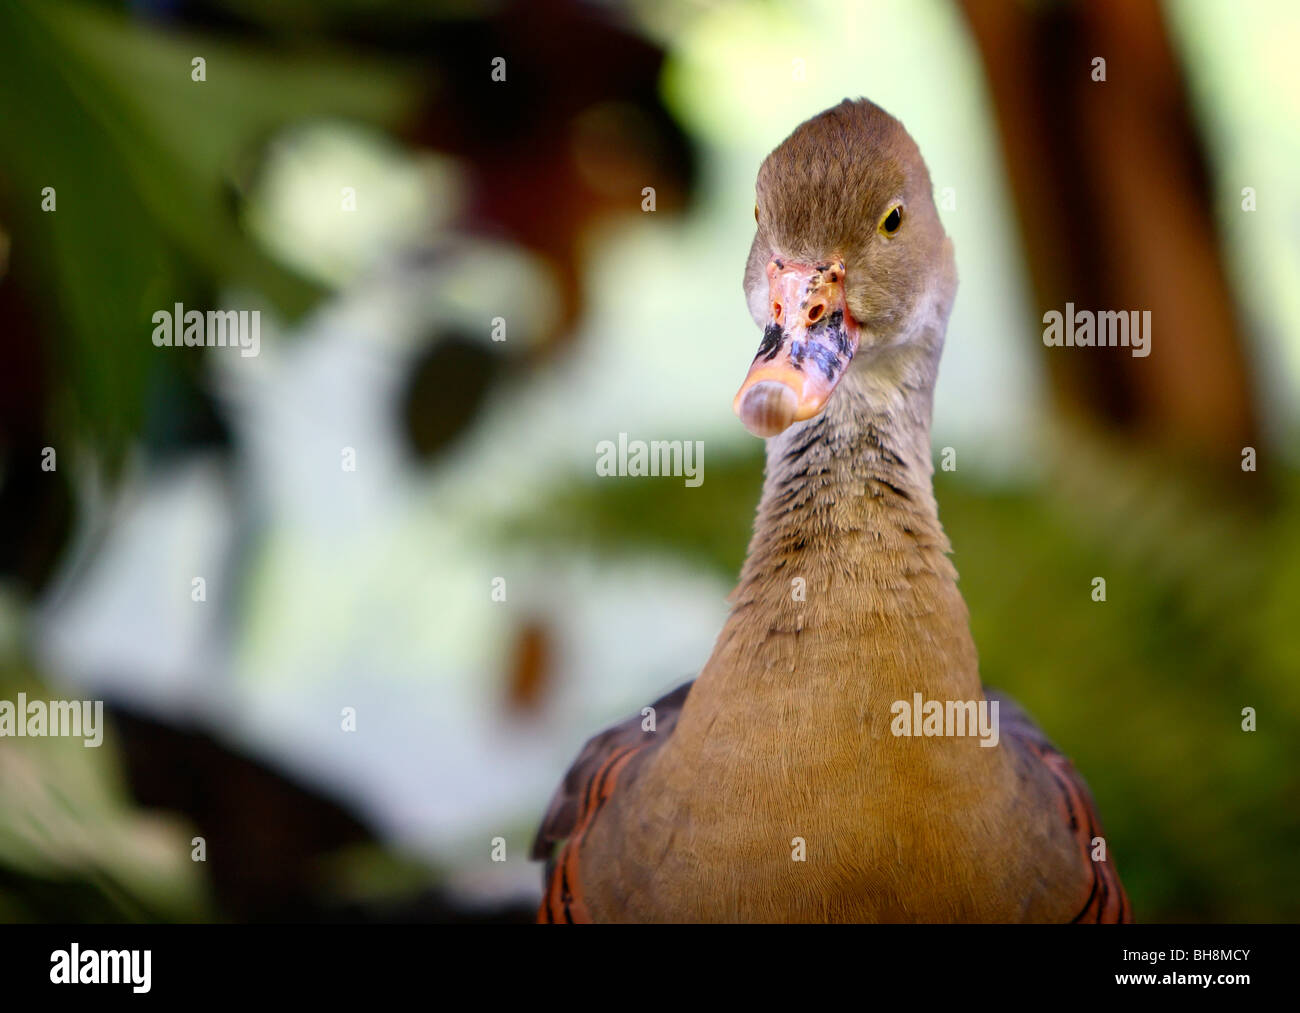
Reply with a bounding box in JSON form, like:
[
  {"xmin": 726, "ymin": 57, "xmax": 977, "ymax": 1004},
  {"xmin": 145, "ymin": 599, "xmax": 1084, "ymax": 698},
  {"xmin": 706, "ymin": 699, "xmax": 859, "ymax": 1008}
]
[
  {"xmin": 594, "ymin": 343, "xmax": 993, "ymax": 916},
  {"xmin": 700, "ymin": 342, "xmax": 981, "ymax": 711}
]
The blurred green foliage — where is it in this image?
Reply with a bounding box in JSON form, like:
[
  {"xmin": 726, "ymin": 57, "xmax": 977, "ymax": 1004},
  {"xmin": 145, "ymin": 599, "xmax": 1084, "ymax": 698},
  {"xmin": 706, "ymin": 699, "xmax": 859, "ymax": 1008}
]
[
  {"xmin": 0, "ymin": 0, "xmax": 415, "ymax": 466},
  {"xmin": 0, "ymin": 663, "xmax": 210, "ymax": 921}
]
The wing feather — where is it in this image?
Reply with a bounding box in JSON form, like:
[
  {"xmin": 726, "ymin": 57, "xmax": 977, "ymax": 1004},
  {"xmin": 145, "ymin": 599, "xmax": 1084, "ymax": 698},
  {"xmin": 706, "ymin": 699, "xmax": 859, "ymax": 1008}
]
[
  {"xmin": 988, "ymin": 688, "xmax": 1132, "ymax": 923},
  {"xmin": 533, "ymin": 680, "xmax": 692, "ymax": 922}
]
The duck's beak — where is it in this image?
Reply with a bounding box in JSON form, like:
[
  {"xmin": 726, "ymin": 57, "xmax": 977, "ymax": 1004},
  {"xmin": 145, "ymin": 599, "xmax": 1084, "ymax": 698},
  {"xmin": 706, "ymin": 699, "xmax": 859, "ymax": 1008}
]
[{"xmin": 733, "ymin": 258, "xmax": 860, "ymax": 438}]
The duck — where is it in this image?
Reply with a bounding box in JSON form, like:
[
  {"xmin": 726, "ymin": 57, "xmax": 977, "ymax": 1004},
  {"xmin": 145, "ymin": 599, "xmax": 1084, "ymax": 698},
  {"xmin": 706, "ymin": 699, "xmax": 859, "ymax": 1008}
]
[{"xmin": 532, "ymin": 98, "xmax": 1131, "ymax": 923}]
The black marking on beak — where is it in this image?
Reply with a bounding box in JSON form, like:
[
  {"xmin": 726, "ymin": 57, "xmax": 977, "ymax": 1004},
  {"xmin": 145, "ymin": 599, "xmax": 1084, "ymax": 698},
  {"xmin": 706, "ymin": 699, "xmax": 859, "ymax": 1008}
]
[
  {"xmin": 808, "ymin": 341, "xmax": 841, "ymax": 382},
  {"xmin": 799, "ymin": 312, "xmax": 854, "ymax": 381},
  {"xmin": 757, "ymin": 322, "xmax": 783, "ymax": 361},
  {"xmin": 753, "ymin": 312, "xmax": 854, "ymax": 382}
]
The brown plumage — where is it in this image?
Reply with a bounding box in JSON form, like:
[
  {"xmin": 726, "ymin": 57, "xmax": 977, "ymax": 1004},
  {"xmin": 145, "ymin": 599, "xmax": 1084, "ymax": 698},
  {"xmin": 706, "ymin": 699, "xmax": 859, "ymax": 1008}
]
[{"xmin": 534, "ymin": 98, "xmax": 1131, "ymax": 923}]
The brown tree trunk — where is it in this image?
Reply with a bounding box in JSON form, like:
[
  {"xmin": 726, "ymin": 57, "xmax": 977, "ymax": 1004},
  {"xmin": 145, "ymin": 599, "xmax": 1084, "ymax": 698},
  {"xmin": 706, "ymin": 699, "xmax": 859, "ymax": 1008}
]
[{"xmin": 957, "ymin": 0, "xmax": 1261, "ymax": 475}]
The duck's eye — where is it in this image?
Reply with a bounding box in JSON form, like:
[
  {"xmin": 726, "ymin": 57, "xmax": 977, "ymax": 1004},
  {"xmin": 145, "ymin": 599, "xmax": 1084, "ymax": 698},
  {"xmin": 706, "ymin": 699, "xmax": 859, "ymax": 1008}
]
[{"xmin": 880, "ymin": 206, "xmax": 903, "ymax": 236}]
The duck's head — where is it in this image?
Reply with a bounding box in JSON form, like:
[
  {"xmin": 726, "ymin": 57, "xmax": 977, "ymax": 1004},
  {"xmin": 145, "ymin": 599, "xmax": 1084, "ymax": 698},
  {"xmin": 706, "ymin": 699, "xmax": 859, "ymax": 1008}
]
[{"xmin": 735, "ymin": 98, "xmax": 956, "ymax": 438}]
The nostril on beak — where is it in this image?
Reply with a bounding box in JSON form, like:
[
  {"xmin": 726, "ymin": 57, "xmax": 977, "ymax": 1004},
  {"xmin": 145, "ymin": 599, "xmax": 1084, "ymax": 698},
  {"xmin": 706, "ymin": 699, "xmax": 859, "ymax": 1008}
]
[
  {"xmin": 806, "ymin": 302, "xmax": 825, "ymax": 324},
  {"xmin": 772, "ymin": 301, "xmax": 783, "ymax": 323}
]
